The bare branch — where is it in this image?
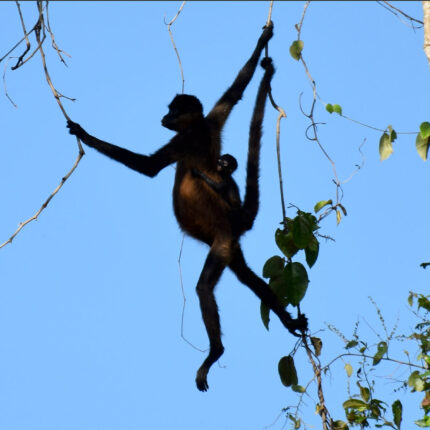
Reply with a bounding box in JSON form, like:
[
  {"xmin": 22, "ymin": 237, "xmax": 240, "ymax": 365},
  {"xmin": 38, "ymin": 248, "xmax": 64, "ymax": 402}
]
[
  {"xmin": 177, "ymin": 235, "xmax": 206, "ymax": 352},
  {"xmin": 46, "ymin": 0, "xmax": 71, "ymax": 66},
  {"xmin": 3, "ymin": 58, "xmax": 18, "ymax": 108},
  {"xmin": 1, "ymin": 1, "xmax": 84, "ymax": 249},
  {"xmin": 378, "ymin": 1, "xmax": 423, "ymax": 28},
  {"xmin": 165, "ymin": 2, "xmax": 186, "ymax": 94},
  {"xmin": 265, "ymin": 1, "xmax": 288, "ymax": 226}
]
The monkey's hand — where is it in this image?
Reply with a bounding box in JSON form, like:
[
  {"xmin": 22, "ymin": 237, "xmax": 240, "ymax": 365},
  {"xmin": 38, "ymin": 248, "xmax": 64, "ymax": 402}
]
[
  {"xmin": 260, "ymin": 57, "xmax": 275, "ymax": 75},
  {"xmin": 67, "ymin": 120, "xmax": 88, "ymax": 140},
  {"xmin": 258, "ymin": 21, "xmax": 274, "ymax": 47}
]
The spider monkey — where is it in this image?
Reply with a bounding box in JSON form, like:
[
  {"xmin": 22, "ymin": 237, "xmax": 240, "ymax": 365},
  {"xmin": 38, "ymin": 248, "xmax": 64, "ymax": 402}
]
[{"xmin": 67, "ymin": 23, "xmax": 307, "ymax": 391}]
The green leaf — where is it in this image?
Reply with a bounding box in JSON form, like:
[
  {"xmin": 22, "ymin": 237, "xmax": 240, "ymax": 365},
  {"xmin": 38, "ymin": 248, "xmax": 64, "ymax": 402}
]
[
  {"xmin": 332, "ymin": 420, "xmax": 349, "ymax": 430},
  {"xmin": 311, "ymin": 337, "xmax": 323, "ymax": 356},
  {"xmin": 387, "ymin": 125, "xmax": 397, "ymax": 143},
  {"xmin": 346, "ymin": 340, "xmax": 358, "ymax": 349},
  {"xmin": 392, "ymin": 400, "xmax": 402, "ymax": 429},
  {"xmin": 305, "ymin": 235, "xmax": 319, "ymax": 268},
  {"xmin": 345, "ymin": 363, "xmax": 353, "ymax": 377},
  {"xmin": 260, "ymin": 302, "xmax": 270, "ymax": 330},
  {"xmin": 415, "ymin": 416, "xmax": 430, "ymax": 427},
  {"xmin": 326, "ymin": 104, "xmax": 334, "ymax": 113},
  {"xmin": 420, "ymin": 121, "xmax": 430, "ymax": 139},
  {"xmin": 343, "ymin": 399, "xmax": 369, "ymax": 411},
  {"xmin": 287, "ymin": 414, "xmax": 301, "ymax": 429},
  {"xmin": 379, "ymin": 132, "xmax": 393, "ymax": 161},
  {"xmin": 284, "ymin": 262, "xmax": 309, "ymax": 306},
  {"xmin": 333, "ymin": 104, "xmax": 343, "ymax": 115},
  {"xmin": 408, "ymin": 293, "xmax": 414, "ymax": 307},
  {"xmin": 358, "ymin": 384, "xmax": 370, "ymax": 402},
  {"xmin": 373, "ymin": 341, "xmax": 388, "ymax": 365},
  {"xmin": 292, "ymin": 384, "xmax": 306, "ymax": 393},
  {"xmin": 275, "ymin": 228, "xmax": 298, "ymax": 259},
  {"xmin": 314, "ymin": 199, "xmax": 332, "ymax": 213},
  {"xmin": 278, "ymin": 355, "xmax": 298, "ymax": 387},
  {"xmin": 408, "ymin": 370, "xmax": 425, "ymax": 392},
  {"xmin": 289, "ymin": 40, "xmax": 304, "ymax": 61},
  {"xmin": 262, "ymin": 256, "xmax": 284, "ymax": 279},
  {"xmin": 418, "ymin": 295, "xmax": 430, "ymax": 311},
  {"xmin": 416, "ymin": 133, "xmax": 430, "ymax": 161},
  {"xmin": 293, "ymin": 214, "xmax": 313, "ymax": 249},
  {"xmin": 269, "ymin": 276, "xmax": 289, "ymax": 307}
]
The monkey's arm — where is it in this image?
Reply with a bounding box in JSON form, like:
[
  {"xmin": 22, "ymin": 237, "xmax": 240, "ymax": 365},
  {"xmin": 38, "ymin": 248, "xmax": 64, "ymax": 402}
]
[
  {"xmin": 206, "ymin": 22, "xmax": 273, "ymax": 129},
  {"xmin": 67, "ymin": 120, "xmax": 179, "ymax": 177},
  {"xmin": 241, "ymin": 58, "xmax": 275, "ymax": 232}
]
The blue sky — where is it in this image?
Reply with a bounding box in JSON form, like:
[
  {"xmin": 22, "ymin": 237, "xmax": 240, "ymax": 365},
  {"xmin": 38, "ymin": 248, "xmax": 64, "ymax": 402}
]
[{"xmin": 1, "ymin": 2, "xmax": 429, "ymax": 429}]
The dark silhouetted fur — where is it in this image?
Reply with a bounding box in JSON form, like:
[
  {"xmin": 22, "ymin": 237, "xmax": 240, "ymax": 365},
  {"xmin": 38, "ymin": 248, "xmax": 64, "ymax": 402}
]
[{"xmin": 67, "ymin": 23, "xmax": 307, "ymax": 392}]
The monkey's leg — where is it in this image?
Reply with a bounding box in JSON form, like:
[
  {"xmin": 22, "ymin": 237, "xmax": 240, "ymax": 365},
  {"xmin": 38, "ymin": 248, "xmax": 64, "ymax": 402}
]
[
  {"xmin": 195, "ymin": 248, "xmax": 228, "ymax": 392},
  {"xmin": 229, "ymin": 247, "xmax": 307, "ymax": 336}
]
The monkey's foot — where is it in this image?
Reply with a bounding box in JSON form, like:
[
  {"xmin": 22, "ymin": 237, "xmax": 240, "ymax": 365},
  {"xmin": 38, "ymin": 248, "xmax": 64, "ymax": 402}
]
[
  {"xmin": 195, "ymin": 366, "xmax": 209, "ymax": 392},
  {"xmin": 282, "ymin": 313, "xmax": 308, "ymax": 337}
]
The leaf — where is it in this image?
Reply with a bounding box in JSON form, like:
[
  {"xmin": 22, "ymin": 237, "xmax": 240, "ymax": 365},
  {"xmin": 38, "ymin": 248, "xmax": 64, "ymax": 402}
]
[
  {"xmin": 314, "ymin": 199, "xmax": 332, "ymax": 213},
  {"xmin": 332, "ymin": 420, "xmax": 349, "ymax": 430},
  {"xmin": 343, "ymin": 399, "xmax": 368, "ymax": 411},
  {"xmin": 269, "ymin": 276, "xmax": 289, "ymax": 307},
  {"xmin": 326, "ymin": 104, "xmax": 334, "ymax": 113},
  {"xmin": 346, "ymin": 340, "xmax": 358, "ymax": 349},
  {"xmin": 373, "ymin": 341, "xmax": 388, "ymax": 365},
  {"xmin": 408, "ymin": 370, "xmax": 425, "ymax": 392},
  {"xmin": 336, "ymin": 209, "xmax": 342, "ymax": 225},
  {"xmin": 388, "ymin": 125, "xmax": 397, "ymax": 143},
  {"xmin": 415, "ymin": 416, "xmax": 430, "ymax": 427},
  {"xmin": 333, "ymin": 104, "xmax": 343, "ymax": 115},
  {"xmin": 278, "ymin": 355, "xmax": 298, "ymax": 387},
  {"xmin": 293, "ymin": 213, "xmax": 313, "ymax": 249},
  {"xmin": 262, "ymin": 256, "xmax": 284, "ymax": 279},
  {"xmin": 305, "ymin": 235, "xmax": 319, "ymax": 268},
  {"xmin": 339, "ymin": 204, "xmax": 347, "ymax": 216},
  {"xmin": 292, "ymin": 385, "xmax": 306, "ymax": 393},
  {"xmin": 275, "ymin": 228, "xmax": 298, "ymax": 259},
  {"xmin": 311, "ymin": 337, "xmax": 323, "ymax": 356},
  {"xmin": 284, "ymin": 262, "xmax": 309, "ymax": 306},
  {"xmin": 345, "ymin": 363, "xmax": 353, "ymax": 377},
  {"xmin": 289, "ymin": 40, "xmax": 304, "ymax": 60},
  {"xmin": 392, "ymin": 400, "xmax": 402, "ymax": 429},
  {"xmin": 408, "ymin": 293, "xmax": 414, "ymax": 307},
  {"xmin": 420, "ymin": 121, "xmax": 430, "ymax": 139},
  {"xmin": 379, "ymin": 132, "xmax": 393, "ymax": 161},
  {"xmin": 260, "ymin": 302, "xmax": 270, "ymax": 330},
  {"xmin": 358, "ymin": 384, "xmax": 370, "ymax": 402},
  {"xmin": 416, "ymin": 133, "xmax": 430, "ymax": 161}
]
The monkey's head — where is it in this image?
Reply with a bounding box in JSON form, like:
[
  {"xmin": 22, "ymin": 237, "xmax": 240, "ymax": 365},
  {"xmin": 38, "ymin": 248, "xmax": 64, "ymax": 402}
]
[
  {"xmin": 217, "ymin": 154, "xmax": 238, "ymax": 178},
  {"xmin": 162, "ymin": 94, "xmax": 204, "ymax": 131}
]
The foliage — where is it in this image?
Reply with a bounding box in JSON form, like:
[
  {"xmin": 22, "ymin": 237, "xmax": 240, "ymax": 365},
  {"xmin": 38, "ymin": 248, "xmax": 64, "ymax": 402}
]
[{"xmin": 273, "ymin": 292, "xmax": 430, "ymax": 429}]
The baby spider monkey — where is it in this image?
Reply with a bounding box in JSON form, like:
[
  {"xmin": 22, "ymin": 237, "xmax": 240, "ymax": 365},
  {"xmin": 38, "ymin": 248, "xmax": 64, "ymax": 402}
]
[
  {"xmin": 67, "ymin": 23, "xmax": 307, "ymax": 392},
  {"xmin": 192, "ymin": 154, "xmax": 240, "ymax": 214}
]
